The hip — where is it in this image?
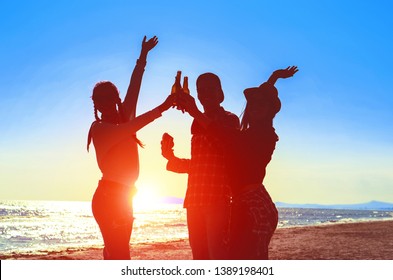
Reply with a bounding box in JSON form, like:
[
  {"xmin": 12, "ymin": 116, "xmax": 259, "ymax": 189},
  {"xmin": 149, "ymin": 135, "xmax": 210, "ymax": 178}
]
[
  {"xmin": 92, "ymin": 180, "xmax": 135, "ymax": 213},
  {"xmin": 231, "ymin": 184, "xmax": 278, "ymax": 219}
]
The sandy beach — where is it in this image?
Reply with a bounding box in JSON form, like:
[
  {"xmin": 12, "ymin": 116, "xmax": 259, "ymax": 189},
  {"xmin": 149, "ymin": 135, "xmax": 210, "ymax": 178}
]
[{"xmin": 2, "ymin": 220, "xmax": 393, "ymax": 260}]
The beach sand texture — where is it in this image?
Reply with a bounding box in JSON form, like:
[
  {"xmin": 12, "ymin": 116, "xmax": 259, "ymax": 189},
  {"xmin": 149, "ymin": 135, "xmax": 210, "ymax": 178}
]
[{"xmin": 1, "ymin": 220, "xmax": 393, "ymax": 260}]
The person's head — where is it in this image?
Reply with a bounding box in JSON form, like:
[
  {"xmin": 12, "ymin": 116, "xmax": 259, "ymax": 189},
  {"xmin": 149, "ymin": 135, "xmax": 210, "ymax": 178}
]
[
  {"xmin": 196, "ymin": 73, "xmax": 224, "ymax": 113},
  {"xmin": 240, "ymin": 82, "xmax": 281, "ymax": 130},
  {"xmin": 89, "ymin": 81, "xmax": 144, "ymax": 148},
  {"xmin": 92, "ymin": 81, "xmax": 124, "ymax": 123}
]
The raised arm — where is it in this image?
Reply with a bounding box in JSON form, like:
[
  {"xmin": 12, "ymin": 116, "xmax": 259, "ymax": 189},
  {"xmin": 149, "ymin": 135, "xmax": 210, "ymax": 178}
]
[
  {"xmin": 122, "ymin": 36, "xmax": 159, "ymax": 120},
  {"xmin": 267, "ymin": 66, "xmax": 298, "ymax": 86}
]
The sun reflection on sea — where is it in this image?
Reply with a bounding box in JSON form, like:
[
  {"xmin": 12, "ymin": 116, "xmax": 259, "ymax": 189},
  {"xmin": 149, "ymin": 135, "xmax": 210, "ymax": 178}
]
[{"xmin": 132, "ymin": 183, "xmax": 163, "ymax": 211}]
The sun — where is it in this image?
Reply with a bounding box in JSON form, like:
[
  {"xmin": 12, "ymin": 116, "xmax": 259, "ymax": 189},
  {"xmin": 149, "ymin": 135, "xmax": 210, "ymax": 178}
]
[{"xmin": 132, "ymin": 182, "xmax": 162, "ymax": 210}]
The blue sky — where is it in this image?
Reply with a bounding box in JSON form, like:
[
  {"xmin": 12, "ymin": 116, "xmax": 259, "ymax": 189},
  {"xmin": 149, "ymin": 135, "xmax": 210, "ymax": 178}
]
[{"xmin": 1, "ymin": 0, "xmax": 392, "ymax": 203}]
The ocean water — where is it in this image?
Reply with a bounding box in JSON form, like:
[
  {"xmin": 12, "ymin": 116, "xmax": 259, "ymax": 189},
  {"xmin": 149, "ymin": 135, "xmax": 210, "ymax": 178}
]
[{"xmin": 1, "ymin": 200, "xmax": 393, "ymax": 257}]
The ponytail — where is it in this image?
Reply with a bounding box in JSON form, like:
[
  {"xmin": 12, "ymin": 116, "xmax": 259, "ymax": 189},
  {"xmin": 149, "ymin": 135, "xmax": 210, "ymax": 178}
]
[{"xmin": 93, "ymin": 104, "xmax": 100, "ymax": 122}]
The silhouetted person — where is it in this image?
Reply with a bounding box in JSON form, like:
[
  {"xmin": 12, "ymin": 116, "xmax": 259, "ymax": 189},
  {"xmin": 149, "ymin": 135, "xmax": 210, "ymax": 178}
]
[
  {"xmin": 178, "ymin": 66, "xmax": 298, "ymax": 259},
  {"xmin": 87, "ymin": 36, "xmax": 174, "ymax": 260},
  {"xmin": 161, "ymin": 73, "xmax": 240, "ymax": 259}
]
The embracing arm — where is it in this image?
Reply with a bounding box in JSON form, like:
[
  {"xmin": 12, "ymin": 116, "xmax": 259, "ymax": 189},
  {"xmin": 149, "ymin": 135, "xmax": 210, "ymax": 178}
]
[{"xmin": 122, "ymin": 36, "xmax": 159, "ymax": 120}]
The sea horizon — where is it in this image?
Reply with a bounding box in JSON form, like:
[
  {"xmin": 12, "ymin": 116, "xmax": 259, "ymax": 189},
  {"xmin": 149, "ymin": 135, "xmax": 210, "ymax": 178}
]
[{"xmin": 2, "ymin": 197, "xmax": 393, "ymax": 210}]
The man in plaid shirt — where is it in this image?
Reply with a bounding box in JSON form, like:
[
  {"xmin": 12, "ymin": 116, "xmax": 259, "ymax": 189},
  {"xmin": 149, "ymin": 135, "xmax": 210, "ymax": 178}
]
[{"xmin": 162, "ymin": 73, "xmax": 240, "ymax": 259}]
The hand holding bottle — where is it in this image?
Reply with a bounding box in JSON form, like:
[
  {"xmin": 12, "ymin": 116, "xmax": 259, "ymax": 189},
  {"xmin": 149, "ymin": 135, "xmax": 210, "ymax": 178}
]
[
  {"xmin": 171, "ymin": 71, "xmax": 190, "ymax": 112},
  {"xmin": 176, "ymin": 92, "xmax": 200, "ymax": 118}
]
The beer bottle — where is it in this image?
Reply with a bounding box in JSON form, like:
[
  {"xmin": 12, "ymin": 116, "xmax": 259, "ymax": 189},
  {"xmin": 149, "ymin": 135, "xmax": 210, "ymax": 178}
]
[
  {"xmin": 171, "ymin": 71, "xmax": 182, "ymax": 105},
  {"xmin": 183, "ymin": 76, "xmax": 190, "ymax": 94},
  {"xmin": 171, "ymin": 71, "xmax": 182, "ymax": 94}
]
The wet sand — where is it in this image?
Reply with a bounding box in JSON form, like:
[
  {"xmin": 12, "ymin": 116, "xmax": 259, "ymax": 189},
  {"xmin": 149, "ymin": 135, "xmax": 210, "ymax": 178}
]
[{"xmin": 2, "ymin": 220, "xmax": 393, "ymax": 260}]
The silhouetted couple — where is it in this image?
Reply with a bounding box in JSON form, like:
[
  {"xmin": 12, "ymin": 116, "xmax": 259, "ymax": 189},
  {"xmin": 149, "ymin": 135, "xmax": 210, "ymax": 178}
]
[
  {"xmin": 87, "ymin": 35, "xmax": 298, "ymax": 260},
  {"xmin": 162, "ymin": 67, "xmax": 297, "ymax": 259}
]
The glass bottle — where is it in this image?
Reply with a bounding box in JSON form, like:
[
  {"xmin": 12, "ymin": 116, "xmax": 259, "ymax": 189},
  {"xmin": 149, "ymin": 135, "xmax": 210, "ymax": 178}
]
[
  {"xmin": 183, "ymin": 76, "xmax": 189, "ymax": 94},
  {"xmin": 171, "ymin": 71, "xmax": 182, "ymax": 105}
]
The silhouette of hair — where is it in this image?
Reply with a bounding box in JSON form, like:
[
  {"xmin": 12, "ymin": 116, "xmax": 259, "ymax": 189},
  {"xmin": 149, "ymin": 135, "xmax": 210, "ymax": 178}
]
[
  {"xmin": 93, "ymin": 105, "xmax": 100, "ymax": 122},
  {"xmin": 196, "ymin": 73, "xmax": 224, "ymax": 103},
  {"xmin": 240, "ymin": 83, "xmax": 281, "ymax": 130},
  {"xmin": 92, "ymin": 81, "xmax": 121, "ymax": 122},
  {"xmin": 239, "ymin": 103, "xmax": 251, "ymax": 131},
  {"xmin": 87, "ymin": 81, "xmax": 143, "ymax": 151},
  {"xmin": 92, "ymin": 81, "xmax": 120, "ymax": 104}
]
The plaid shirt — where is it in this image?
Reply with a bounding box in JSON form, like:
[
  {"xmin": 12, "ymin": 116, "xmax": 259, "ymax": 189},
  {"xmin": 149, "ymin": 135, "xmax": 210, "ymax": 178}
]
[{"xmin": 167, "ymin": 107, "xmax": 240, "ymax": 208}]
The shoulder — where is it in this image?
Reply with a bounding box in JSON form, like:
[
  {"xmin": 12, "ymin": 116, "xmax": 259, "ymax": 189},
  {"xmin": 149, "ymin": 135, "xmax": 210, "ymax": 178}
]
[
  {"xmin": 90, "ymin": 121, "xmax": 103, "ymax": 131},
  {"xmin": 223, "ymin": 110, "xmax": 238, "ymax": 118},
  {"xmin": 91, "ymin": 121, "xmax": 119, "ymax": 136},
  {"xmin": 263, "ymin": 127, "xmax": 279, "ymax": 143},
  {"xmin": 224, "ymin": 111, "xmax": 240, "ymax": 122},
  {"xmin": 222, "ymin": 110, "xmax": 240, "ymax": 128}
]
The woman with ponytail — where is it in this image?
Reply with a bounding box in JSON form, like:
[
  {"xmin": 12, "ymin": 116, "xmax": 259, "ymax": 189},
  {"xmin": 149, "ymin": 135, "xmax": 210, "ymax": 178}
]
[{"xmin": 87, "ymin": 36, "xmax": 174, "ymax": 260}]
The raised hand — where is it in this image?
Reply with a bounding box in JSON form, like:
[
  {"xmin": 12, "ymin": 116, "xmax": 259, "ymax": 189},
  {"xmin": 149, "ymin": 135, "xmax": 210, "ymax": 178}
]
[
  {"xmin": 141, "ymin": 36, "xmax": 159, "ymax": 54},
  {"xmin": 274, "ymin": 66, "xmax": 298, "ymax": 79}
]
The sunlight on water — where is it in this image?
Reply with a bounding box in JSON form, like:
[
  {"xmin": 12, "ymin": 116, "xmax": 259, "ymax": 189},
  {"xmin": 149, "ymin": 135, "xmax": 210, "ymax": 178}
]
[
  {"xmin": 0, "ymin": 200, "xmax": 188, "ymax": 255},
  {"xmin": 133, "ymin": 188, "xmax": 162, "ymax": 211},
  {"xmin": 0, "ymin": 200, "xmax": 101, "ymax": 254},
  {"xmin": 1, "ymin": 200, "xmax": 393, "ymax": 257}
]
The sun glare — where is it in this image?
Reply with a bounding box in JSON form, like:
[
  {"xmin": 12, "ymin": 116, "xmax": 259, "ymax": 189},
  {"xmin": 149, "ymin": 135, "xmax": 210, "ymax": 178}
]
[{"xmin": 132, "ymin": 183, "xmax": 162, "ymax": 210}]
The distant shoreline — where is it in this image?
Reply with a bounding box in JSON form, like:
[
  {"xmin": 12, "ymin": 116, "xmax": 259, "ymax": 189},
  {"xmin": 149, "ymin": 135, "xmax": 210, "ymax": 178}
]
[
  {"xmin": 2, "ymin": 220, "xmax": 393, "ymax": 260},
  {"xmin": 275, "ymin": 200, "xmax": 393, "ymax": 210}
]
